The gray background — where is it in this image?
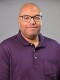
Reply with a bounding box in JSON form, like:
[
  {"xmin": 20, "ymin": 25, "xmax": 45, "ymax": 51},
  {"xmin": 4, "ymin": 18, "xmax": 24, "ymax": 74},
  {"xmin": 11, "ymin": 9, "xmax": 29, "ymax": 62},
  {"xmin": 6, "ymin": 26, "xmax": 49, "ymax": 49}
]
[{"xmin": 0, "ymin": 0, "xmax": 60, "ymax": 43}]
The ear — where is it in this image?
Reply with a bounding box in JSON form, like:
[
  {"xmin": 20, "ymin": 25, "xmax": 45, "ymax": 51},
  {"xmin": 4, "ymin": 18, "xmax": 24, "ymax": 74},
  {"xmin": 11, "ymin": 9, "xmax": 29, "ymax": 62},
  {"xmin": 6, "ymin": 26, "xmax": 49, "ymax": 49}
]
[
  {"xmin": 41, "ymin": 20, "xmax": 42, "ymax": 26},
  {"xmin": 18, "ymin": 17, "xmax": 20, "ymax": 25}
]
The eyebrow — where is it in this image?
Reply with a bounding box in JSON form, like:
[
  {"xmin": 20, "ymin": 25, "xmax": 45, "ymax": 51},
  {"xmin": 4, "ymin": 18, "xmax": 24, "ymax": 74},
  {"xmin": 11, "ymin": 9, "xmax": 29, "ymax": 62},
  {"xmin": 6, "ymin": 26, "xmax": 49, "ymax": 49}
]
[{"xmin": 19, "ymin": 14, "xmax": 42, "ymax": 17}]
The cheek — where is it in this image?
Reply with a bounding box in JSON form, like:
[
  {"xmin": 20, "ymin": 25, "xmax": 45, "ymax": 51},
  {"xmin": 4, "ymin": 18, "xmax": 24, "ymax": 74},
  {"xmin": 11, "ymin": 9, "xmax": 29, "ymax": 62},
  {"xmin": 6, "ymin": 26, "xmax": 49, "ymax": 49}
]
[
  {"xmin": 38, "ymin": 20, "xmax": 42, "ymax": 25},
  {"xmin": 36, "ymin": 22, "xmax": 42, "ymax": 28},
  {"xmin": 19, "ymin": 21, "xmax": 27, "ymax": 31}
]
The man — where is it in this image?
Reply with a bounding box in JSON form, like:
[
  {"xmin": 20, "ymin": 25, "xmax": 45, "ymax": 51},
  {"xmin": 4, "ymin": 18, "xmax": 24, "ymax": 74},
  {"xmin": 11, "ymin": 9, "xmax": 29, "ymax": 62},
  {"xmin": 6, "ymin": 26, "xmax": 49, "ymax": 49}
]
[{"xmin": 0, "ymin": 3, "xmax": 60, "ymax": 80}]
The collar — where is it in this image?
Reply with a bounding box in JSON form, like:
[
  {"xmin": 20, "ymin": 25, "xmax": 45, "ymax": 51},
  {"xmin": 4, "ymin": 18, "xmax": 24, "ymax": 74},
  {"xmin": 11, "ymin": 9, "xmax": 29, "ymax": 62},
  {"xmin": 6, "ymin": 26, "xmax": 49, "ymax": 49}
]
[
  {"xmin": 17, "ymin": 31, "xmax": 46, "ymax": 48},
  {"xmin": 38, "ymin": 33, "xmax": 46, "ymax": 48}
]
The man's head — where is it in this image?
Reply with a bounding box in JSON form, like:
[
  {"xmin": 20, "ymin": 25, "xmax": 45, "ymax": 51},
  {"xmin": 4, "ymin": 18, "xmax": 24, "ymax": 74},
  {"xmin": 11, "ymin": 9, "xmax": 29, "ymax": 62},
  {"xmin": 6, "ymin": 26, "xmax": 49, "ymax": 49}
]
[{"xmin": 18, "ymin": 3, "xmax": 42, "ymax": 40}]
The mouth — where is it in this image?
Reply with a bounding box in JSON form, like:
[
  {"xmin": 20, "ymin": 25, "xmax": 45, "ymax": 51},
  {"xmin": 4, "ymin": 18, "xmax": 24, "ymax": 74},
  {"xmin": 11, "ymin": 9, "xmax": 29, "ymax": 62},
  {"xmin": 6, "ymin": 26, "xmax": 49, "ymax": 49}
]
[
  {"xmin": 27, "ymin": 27, "xmax": 38, "ymax": 31},
  {"xmin": 29, "ymin": 27, "xmax": 37, "ymax": 28},
  {"xmin": 27, "ymin": 26, "xmax": 38, "ymax": 28}
]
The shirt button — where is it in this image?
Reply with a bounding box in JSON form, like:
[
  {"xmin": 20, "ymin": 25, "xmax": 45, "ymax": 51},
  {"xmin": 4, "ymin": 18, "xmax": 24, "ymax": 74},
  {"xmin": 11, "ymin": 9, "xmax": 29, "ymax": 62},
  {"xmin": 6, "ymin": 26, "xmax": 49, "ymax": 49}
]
[
  {"xmin": 35, "ymin": 56, "xmax": 37, "ymax": 59},
  {"xmin": 34, "ymin": 50, "xmax": 35, "ymax": 52},
  {"xmin": 31, "ymin": 43, "xmax": 33, "ymax": 45}
]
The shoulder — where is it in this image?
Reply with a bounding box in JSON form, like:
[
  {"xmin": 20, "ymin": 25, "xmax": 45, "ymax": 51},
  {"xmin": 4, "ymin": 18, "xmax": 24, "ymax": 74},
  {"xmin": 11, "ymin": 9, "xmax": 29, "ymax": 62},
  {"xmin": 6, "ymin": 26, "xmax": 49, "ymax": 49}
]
[
  {"xmin": 0, "ymin": 34, "xmax": 18, "ymax": 50},
  {"xmin": 43, "ymin": 36, "xmax": 60, "ymax": 55},
  {"xmin": 44, "ymin": 36, "xmax": 60, "ymax": 46},
  {"xmin": 44, "ymin": 36, "xmax": 60, "ymax": 51},
  {"xmin": 40, "ymin": 33, "xmax": 60, "ymax": 47}
]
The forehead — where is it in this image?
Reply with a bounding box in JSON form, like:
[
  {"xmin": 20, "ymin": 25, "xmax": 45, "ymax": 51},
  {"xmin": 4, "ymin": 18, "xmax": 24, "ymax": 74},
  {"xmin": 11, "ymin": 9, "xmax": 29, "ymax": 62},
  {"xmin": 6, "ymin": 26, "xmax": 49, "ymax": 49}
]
[{"xmin": 19, "ymin": 3, "xmax": 40, "ymax": 16}]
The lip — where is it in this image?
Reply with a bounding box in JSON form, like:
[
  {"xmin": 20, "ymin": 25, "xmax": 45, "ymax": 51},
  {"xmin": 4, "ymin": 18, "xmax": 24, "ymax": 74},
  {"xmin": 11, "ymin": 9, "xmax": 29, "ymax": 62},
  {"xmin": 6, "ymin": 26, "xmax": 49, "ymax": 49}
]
[
  {"xmin": 27, "ymin": 27, "xmax": 38, "ymax": 30},
  {"xmin": 27, "ymin": 26, "xmax": 38, "ymax": 28},
  {"xmin": 28, "ymin": 27, "xmax": 37, "ymax": 28}
]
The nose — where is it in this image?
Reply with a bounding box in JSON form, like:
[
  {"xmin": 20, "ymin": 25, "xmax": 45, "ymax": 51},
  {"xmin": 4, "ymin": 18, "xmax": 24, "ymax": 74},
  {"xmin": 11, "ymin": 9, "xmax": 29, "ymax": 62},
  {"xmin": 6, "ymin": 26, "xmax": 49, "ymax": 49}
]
[{"xmin": 30, "ymin": 18, "xmax": 36, "ymax": 24}]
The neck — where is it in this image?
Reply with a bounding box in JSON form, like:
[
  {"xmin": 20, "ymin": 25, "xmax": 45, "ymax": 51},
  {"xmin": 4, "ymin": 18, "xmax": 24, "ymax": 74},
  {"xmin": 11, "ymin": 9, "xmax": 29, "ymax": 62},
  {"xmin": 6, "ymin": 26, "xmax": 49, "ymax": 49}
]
[
  {"xmin": 21, "ymin": 33, "xmax": 39, "ymax": 47},
  {"xmin": 26, "ymin": 36, "xmax": 39, "ymax": 47}
]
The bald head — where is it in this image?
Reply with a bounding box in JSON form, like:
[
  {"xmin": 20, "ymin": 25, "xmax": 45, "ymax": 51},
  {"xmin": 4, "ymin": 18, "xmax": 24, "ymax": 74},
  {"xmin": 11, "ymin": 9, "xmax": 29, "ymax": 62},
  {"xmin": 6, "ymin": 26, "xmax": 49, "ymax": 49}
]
[
  {"xmin": 18, "ymin": 3, "xmax": 42, "ymax": 41},
  {"xmin": 19, "ymin": 3, "xmax": 41, "ymax": 16}
]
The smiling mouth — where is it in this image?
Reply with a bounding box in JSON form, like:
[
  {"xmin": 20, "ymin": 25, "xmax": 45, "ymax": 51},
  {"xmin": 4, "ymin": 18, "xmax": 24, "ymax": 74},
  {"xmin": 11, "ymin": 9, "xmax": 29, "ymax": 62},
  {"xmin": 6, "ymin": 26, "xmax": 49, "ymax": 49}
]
[{"xmin": 27, "ymin": 26, "xmax": 38, "ymax": 28}]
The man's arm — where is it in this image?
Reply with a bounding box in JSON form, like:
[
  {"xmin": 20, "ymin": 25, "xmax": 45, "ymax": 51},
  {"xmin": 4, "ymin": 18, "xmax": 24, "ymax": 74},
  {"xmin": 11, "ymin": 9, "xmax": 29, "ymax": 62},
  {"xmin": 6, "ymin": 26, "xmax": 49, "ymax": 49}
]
[
  {"xmin": 57, "ymin": 44, "xmax": 60, "ymax": 80},
  {"xmin": 0, "ymin": 45, "xmax": 10, "ymax": 80}
]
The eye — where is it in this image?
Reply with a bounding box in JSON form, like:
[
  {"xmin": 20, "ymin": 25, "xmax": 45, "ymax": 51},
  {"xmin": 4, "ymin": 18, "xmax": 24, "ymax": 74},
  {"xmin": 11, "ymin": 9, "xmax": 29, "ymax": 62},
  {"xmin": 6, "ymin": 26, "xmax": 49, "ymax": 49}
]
[
  {"xmin": 23, "ymin": 16, "xmax": 30, "ymax": 20},
  {"xmin": 34, "ymin": 16, "xmax": 40, "ymax": 20}
]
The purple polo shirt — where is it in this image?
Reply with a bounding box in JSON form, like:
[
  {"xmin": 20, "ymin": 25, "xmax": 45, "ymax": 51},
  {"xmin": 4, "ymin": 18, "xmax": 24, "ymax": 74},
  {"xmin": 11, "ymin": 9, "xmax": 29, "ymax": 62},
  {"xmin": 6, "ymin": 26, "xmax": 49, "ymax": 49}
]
[{"xmin": 0, "ymin": 32, "xmax": 60, "ymax": 80}]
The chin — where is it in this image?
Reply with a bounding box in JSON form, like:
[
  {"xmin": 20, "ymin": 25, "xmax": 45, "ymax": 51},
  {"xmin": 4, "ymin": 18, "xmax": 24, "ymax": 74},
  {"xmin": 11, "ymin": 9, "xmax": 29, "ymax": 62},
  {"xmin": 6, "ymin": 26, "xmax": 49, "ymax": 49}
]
[{"xmin": 27, "ymin": 34, "xmax": 38, "ymax": 39}]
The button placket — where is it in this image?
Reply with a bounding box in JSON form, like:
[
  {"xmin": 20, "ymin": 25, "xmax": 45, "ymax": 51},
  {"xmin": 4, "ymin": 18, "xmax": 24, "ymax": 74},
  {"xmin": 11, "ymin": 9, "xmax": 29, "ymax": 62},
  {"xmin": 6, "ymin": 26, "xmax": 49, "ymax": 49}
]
[
  {"xmin": 33, "ymin": 49, "xmax": 38, "ymax": 59},
  {"xmin": 33, "ymin": 49, "xmax": 35, "ymax": 52},
  {"xmin": 32, "ymin": 49, "xmax": 38, "ymax": 67}
]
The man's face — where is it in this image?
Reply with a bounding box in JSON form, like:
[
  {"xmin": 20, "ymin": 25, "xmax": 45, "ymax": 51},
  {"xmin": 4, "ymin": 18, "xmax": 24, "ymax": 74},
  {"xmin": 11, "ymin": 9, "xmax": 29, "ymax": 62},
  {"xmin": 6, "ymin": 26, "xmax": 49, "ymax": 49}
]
[{"xmin": 18, "ymin": 4, "xmax": 42, "ymax": 39}]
